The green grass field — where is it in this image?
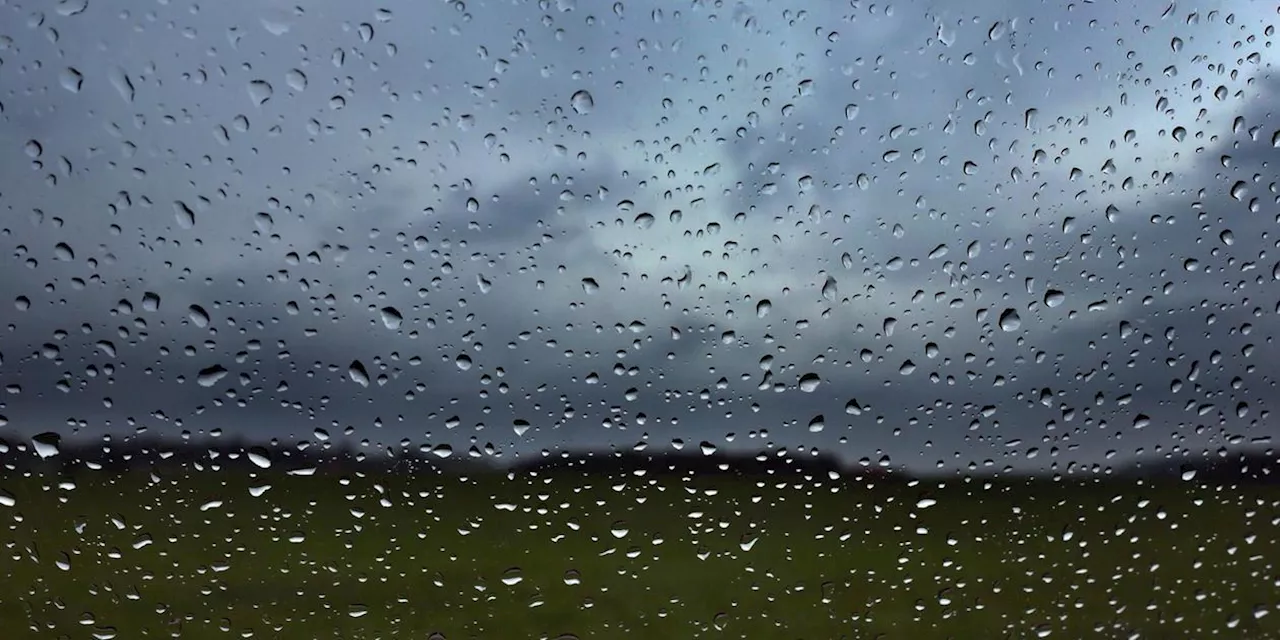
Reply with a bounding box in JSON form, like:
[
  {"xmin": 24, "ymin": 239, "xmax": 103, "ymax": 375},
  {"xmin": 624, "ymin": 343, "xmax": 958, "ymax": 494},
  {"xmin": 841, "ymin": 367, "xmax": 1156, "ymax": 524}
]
[{"xmin": 2, "ymin": 468, "xmax": 1277, "ymax": 639}]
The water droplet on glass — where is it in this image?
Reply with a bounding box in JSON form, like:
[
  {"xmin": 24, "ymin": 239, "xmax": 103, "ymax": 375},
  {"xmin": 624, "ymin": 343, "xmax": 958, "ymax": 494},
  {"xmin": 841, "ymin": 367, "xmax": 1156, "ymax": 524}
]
[
  {"xmin": 348, "ymin": 360, "xmax": 370, "ymax": 387},
  {"xmin": 807, "ymin": 415, "xmax": 825, "ymax": 433},
  {"xmin": 570, "ymin": 90, "xmax": 594, "ymax": 115},
  {"xmin": 60, "ymin": 67, "xmax": 84, "ymax": 92},
  {"xmin": 513, "ymin": 420, "xmax": 531, "ymax": 437},
  {"xmin": 247, "ymin": 447, "xmax": 272, "ymax": 469},
  {"xmin": 1043, "ymin": 290, "xmax": 1065, "ymax": 308},
  {"xmin": 798, "ymin": 373, "xmax": 821, "ymax": 392},
  {"xmin": 756, "ymin": 299, "xmax": 771, "ymax": 318},
  {"xmin": 197, "ymin": 365, "xmax": 229, "ymax": 387},
  {"xmin": 248, "ymin": 80, "xmax": 273, "ymax": 106},
  {"xmin": 174, "ymin": 201, "xmax": 196, "ymax": 229},
  {"xmin": 188, "ymin": 305, "xmax": 210, "ymax": 328},
  {"xmin": 32, "ymin": 432, "xmax": 61, "ymax": 458},
  {"xmin": 501, "ymin": 567, "xmax": 524, "ymax": 585},
  {"xmin": 821, "ymin": 276, "xmax": 838, "ymax": 301},
  {"xmin": 456, "ymin": 354, "xmax": 473, "ymax": 371},
  {"xmin": 285, "ymin": 68, "xmax": 308, "ymax": 91},
  {"xmin": 998, "ymin": 308, "xmax": 1021, "ymax": 332},
  {"xmin": 379, "ymin": 306, "xmax": 403, "ymax": 330},
  {"xmin": 581, "ymin": 278, "xmax": 599, "ymax": 294}
]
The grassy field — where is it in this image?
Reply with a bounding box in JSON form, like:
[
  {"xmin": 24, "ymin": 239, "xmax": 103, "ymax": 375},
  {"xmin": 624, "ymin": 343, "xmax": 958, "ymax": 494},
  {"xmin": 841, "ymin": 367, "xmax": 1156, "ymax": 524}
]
[{"xmin": 1, "ymin": 467, "xmax": 1277, "ymax": 639}]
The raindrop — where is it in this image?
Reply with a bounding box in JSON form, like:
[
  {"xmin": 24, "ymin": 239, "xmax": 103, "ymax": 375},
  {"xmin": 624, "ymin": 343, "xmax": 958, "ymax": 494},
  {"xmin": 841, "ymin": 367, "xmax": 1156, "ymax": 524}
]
[
  {"xmin": 32, "ymin": 432, "xmax": 61, "ymax": 458},
  {"xmin": 807, "ymin": 415, "xmax": 825, "ymax": 432},
  {"xmin": 998, "ymin": 308, "xmax": 1021, "ymax": 332},
  {"xmin": 756, "ymin": 299, "xmax": 771, "ymax": 318},
  {"xmin": 53, "ymin": 243, "xmax": 74, "ymax": 261},
  {"xmin": 108, "ymin": 67, "xmax": 135, "ymax": 103},
  {"xmin": 188, "ymin": 305, "xmax": 210, "ymax": 327},
  {"xmin": 60, "ymin": 67, "xmax": 84, "ymax": 92},
  {"xmin": 798, "ymin": 373, "xmax": 821, "ymax": 392},
  {"xmin": 513, "ymin": 420, "xmax": 531, "ymax": 437},
  {"xmin": 581, "ymin": 278, "xmax": 599, "ymax": 294},
  {"xmin": 285, "ymin": 68, "xmax": 308, "ymax": 91},
  {"xmin": 197, "ymin": 365, "xmax": 229, "ymax": 387},
  {"xmin": 634, "ymin": 213, "xmax": 655, "ymax": 229},
  {"xmin": 55, "ymin": 0, "xmax": 88, "ymax": 16},
  {"xmin": 248, "ymin": 80, "xmax": 274, "ymax": 106},
  {"xmin": 1043, "ymin": 290, "xmax": 1065, "ymax": 308},
  {"xmin": 501, "ymin": 567, "xmax": 524, "ymax": 585},
  {"xmin": 247, "ymin": 447, "xmax": 272, "ymax": 469},
  {"xmin": 174, "ymin": 201, "xmax": 196, "ymax": 229},
  {"xmin": 348, "ymin": 360, "xmax": 370, "ymax": 387},
  {"xmin": 141, "ymin": 292, "xmax": 161, "ymax": 312},
  {"xmin": 821, "ymin": 276, "xmax": 838, "ymax": 300},
  {"xmin": 570, "ymin": 90, "xmax": 594, "ymax": 115},
  {"xmin": 379, "ymin": 306, "xmax": 403, "ymax": 330},
  {"xmin": 456, "ymin": 354, "xmax": 473, "ymax": 371}
]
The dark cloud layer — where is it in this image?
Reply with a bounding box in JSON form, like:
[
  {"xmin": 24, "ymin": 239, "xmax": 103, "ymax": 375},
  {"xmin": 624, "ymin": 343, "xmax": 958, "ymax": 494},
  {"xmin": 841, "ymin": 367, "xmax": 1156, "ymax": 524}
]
[{"xmin": 1, "ymin": 0, "xmax": 1278, "ymax": 473}]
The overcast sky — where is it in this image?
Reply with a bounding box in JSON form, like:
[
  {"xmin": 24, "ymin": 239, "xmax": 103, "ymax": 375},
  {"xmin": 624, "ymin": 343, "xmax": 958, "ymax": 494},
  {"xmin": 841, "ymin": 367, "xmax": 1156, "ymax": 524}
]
[{"xmin": 1, "ymin": 0, "xmax": 1278, "ymax": 473}]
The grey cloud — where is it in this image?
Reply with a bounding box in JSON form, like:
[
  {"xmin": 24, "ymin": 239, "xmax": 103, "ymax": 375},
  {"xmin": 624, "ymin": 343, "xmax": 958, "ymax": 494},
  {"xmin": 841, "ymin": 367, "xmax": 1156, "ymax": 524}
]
[{"xmin": 1, "ymin": 0, "xmax": 1278, "ymax": 475}]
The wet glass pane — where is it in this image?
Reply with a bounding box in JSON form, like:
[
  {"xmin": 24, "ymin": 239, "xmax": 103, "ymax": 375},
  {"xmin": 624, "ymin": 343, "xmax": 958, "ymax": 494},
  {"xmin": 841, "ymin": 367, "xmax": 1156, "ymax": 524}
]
[{"xmin": 2, "ymin": 1, "xmax": 1278, "ymax": 638}]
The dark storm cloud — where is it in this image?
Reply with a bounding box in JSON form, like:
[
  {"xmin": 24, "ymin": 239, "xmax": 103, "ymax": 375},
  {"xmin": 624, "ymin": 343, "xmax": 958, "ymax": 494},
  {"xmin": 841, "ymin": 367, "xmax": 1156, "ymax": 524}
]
[{"xmin": 1, "ymin": 0, "xmax": 1277, "ymax": 473}]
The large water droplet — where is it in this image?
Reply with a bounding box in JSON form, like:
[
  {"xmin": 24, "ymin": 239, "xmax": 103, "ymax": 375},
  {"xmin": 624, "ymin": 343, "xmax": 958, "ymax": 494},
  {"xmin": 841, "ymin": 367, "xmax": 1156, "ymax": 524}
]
[
  {"xmin": 197, "ymin": 365, "xmax": 229, "ymax": 387},
  {"xmin": 248, "ymin": 80, "xmax": 274, "ymax": 106},
  {"xmin": 60, "ymin": 67, "xmax": 84, "ymax": 93},
  {"xmin": 188, "ymin": 305, "xmax": 210, "ymax": 328},
  {"xmin": 247, "ymin": 447, "xmax": 272, "ymax": 469},
  {"xmin": 821, "ymin": 276, "xmax": 838, "ymax": 301},
  {"xmin": 348, "ymin": 360, "xmax": 370, "ymax": 387},
  {"xmin": 32, "ymin": 432, "xmax": 62, "ymax": 458},
  {"xmin": 807, "ymin": 415, "xmax": 825, "ymax": 432},
  {"xmin": 998, "ymin": 308, "xmax": 1022, "ymax": 332},
  {"xmin": 570, "ymin": 90, "xmax": 594, "ymax": 115},
  {"xmin": 379, "ymin": 306, "xmax": 403, "ymax": 330}
]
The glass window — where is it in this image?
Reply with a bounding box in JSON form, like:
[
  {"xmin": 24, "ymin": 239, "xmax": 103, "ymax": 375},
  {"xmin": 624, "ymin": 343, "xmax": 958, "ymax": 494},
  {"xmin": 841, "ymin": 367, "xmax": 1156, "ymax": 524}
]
[{"xmin": 2, "ymin": 1, "xmax": 1277, "ymax": 637}]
